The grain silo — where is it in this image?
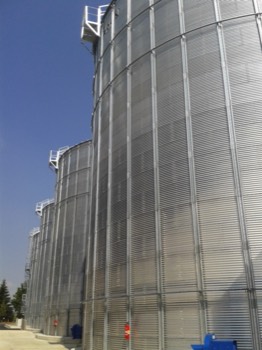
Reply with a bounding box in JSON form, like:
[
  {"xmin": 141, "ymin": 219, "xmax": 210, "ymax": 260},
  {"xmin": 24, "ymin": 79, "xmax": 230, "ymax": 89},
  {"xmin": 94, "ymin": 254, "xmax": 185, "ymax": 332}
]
[
  {"xmin": 24, "ymin": 227, "xmax": 40, "ymax": 329},
  {"xmin": 25, "ymin": 199, "xmax": 54, "ymax": 331},
  {"xmin": 46, "ymin": 141, "xmax": 92, "ymax": 336},
  {"xmin": 82, "ymin": 0, "xmax": 262, "ymax": 349},
  {"xmin": 35, "ymin": 199, "xmax": 55, "ymax": 331}
]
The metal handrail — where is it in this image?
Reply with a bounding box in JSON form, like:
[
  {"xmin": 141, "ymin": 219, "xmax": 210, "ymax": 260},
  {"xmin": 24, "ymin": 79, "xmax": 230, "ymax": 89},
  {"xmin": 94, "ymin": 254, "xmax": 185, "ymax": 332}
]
[
  {"xmin": 81, "ymin": 5, "xmax": 109, "ymax": 42},
  {"xmin": 35, "ymin": 199, "xmax": 54, "ymax": 217},
  {"xmin": 49, "ymin": 146, "xmax": 69, "ymax": 171}
]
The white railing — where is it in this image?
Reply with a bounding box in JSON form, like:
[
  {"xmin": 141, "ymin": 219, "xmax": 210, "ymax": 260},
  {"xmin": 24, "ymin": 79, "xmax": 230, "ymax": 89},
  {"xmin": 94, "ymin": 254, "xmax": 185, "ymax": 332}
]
[
  {"xmin": 81, "ymin": 5, "xmax": 109, "ymax": 42},
  {"xmin": 29, "ymin": 227, "xmax": 40, "ymax": 236},
  {"xmin": 35, "ymin": 199, "xmax": 54, "ymax": 217},
  {"xmin": 49, "ymin": 146, "xmax": 69, "ymax": 171}
]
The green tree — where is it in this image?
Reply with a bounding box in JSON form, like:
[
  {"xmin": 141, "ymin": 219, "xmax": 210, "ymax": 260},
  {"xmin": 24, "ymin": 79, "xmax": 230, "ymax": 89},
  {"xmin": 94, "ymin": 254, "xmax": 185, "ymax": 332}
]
[
  {"xmin": 0, "ymin": 279, "xmax": 14, "ymax": 322},
  {"xmin": 11, "ymin": 283, "xmax": 26, "ymax": 319}
]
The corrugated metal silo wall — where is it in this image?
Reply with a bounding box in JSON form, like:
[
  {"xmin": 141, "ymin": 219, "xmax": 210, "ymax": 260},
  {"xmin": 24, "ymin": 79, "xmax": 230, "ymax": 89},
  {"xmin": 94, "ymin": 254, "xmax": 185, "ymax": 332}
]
[
  {"xmin": 25, "ymin": 203, "xmax": 54, "ymax": 331},
  {"xmin": 46, "ymin": 141, "xmax": 92, "ymax": 336},
  {"xmin": 38, "ymin": 203, "xmax": 55, "ymax": 331},
  {"xmin": 25, "ymin": 230, "xmax": 40, "ymax": 329},
  {"xmin": 84, "ymin": 0, "xmax": 262, "ymax": 350}
]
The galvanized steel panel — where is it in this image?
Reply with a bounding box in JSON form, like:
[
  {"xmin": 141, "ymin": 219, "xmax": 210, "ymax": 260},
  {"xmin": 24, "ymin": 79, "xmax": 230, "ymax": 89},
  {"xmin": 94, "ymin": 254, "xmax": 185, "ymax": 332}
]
[
  {"xmin": 85, "ymin": 0, "xmax": 262, "ymax": 349},
  {"xmin": 165, "ymin": 292, "xmax": 201, "ymax": 349},
  {"xmin": 93, "ymin": 300, "xmax": 105, "ymax": 350},
  {"xmin": 219, "ymin": 0, "xmax": 255, "ymax": 20},
  {"xmin": 114, "ymin": 0, "xmax": 127, "ymax": 35},
  {"xmin": 205, "ymin": 290, "xmax": 253, "ymax": 348},
  {"xmin": 113, "ymin": 30, "xmax": 127, "ymax": 77},
  {"xmin": 183, "ymin": 0, "xmax": 216, "ymax": 32},
  {"xmin": 46, "ymin": 141, "xmax": 92, "ymax": 336},
  {"xmin": 131, "ymin": 0, "xmax": 149, "ymax": 19},
  {"xmin": 154, "ymin": 0, "xmax": 180, "ymax": 47},
  {"xmin": 108, "ymin": 298, "xmax": 126, "ymax": 349},
  {"xmin": 131, "ymin": 11, "xmax": 150, "ymax": 62},
  {"xmin": 132, "ymin": 296, "xmax": 159, "ymax": 350}
]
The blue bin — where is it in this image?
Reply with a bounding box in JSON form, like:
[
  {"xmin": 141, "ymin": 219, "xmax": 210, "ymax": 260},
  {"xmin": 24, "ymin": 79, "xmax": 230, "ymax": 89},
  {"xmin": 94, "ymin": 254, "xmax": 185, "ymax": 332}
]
[
  {"xmin": 191, "ymin": 334, "xmax": 238, "ymax": 350},
  {"xmin": 211, "ymin": 340, "xmax": 238, "ymax": 350},
  {"xmin": 71, "ymin": 324, "xmax": 82, "ymax": 339},
  {"xmin": 191, "ymin": 345, "xmax": 204, "ymax": 350}
]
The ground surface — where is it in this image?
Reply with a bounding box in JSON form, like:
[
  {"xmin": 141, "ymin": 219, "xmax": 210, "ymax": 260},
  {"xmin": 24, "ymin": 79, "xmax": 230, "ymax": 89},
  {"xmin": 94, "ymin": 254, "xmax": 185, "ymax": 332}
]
[{"xmin": 0, "ymin": 324, "xmax": 70, "ymax": 350}]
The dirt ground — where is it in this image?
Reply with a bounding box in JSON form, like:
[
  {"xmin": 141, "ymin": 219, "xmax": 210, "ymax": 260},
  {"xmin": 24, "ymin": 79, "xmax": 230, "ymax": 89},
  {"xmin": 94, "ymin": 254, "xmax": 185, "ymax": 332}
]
[{"xmin": 0, "ymin": 324, "xmax": 72, "ymax": 350}]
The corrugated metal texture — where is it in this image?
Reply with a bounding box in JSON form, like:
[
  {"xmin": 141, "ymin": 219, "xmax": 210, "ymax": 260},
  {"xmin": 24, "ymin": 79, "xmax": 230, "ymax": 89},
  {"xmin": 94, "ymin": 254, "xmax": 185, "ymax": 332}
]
[
  {"xmin": 131, "ymin": 296, "xmax": 159, "ymax": 350},
  {"xmin": 47, "ymin": 141, "xmax": 92, "ymax": 336},
  {"xmin": 37, "ymin": 203, "xmax": 54, "ymax": 331},
  {"xmin": 83, "ymin": 302, "xmax": 92, "ymax": 350},
  {"xmin": 94, "ymin": 62, "xmax": 101, "ymax": 104},
  {"xmin": 183, "ymin": 0, "xmax": 215, "ymax": 32},
  {"xmin": 156, "ymin": 39, "xmax": 185, "ymax": 128},
  {"xmin": 30, "ymin": 232, "xmax": 40, "ymax": 328},
  {"xmin": 109, "ymin": 223, "xmax": 127, "ymax": 295},
  {"xmin": 164, "ymin": 292, "xmax": 201, "ymax": 349},
  {"xmin": 130, "ymin": 230, "xmax": 157, "ymax": 293},
  {"xmin": 113, "ymin": 29, "xmax": 127, "ymax": 77},
  {"xmin": 224, "ymin": 16, "xmax": 262, "ymax": 283},
  {"xmin": 25, "ymin": 230, "xmax": 40, "ymax": 329},
  {"xmin": 155, "ymin": 37, "xmax": 196, "ymax": 297},
  {"xmin": 222, "ymin": 16, "xmax": 262, "ymax": 346},
  {"xmin": 87, "ymin": 116, "xmax": 99, "ymax": 304},
  {"xmin": 102, "ymin": 7, "xmax": 112, "ymax": 51},
  {"xmin": 186, "ymin": 23, "xmax": 247, "ymax": 292},
  {"xmin": 205, "ymin": 290, "xmax": 253, "ymax": 349},
  {"xmin": 256, "ymin": 291, "xmax": 262, "ymax": 345},
  {"xmin": 243, "ymin": 194, "xmax": 262, "ymax": 287},
  {"xmin": 94, "ymin": 92, "xmax": 109, "ymax": 299},
  {"xmin": 219, "ymin": 0, "xmax": 255, "ymax": 20},
  {"xmin": 108, "ymin": 298, "xmax": 126, "ymax": 350},
  {"xmin": 131, "ymin": 11, "xmax": 150, "ymax": 62},
  {"xmin": 154, "ymin": 0, "xmax": 180, "ymax": 47},
  {"xmin": 114, "ymin": 0, "xmax": 127, "ymax": 35},
  {"xmin": 131, "ymin": 53, "xmax": 156, "ymax": 294},
  {"xmin": 131, "ymin": 54, "xmax": 152, "ymax": 138},
  {"xmin": 102, "ymin": 47, "xmax": 111, "ymax": 92},
  {"xmin": 86, "ymin": 0, "xmax": 262, "ymax": 349},
  {"xmin": 224, "ymin": 18, "xmax": 262, "ymax": 109},
  {"xmin": 110, "ymin": 76, "xmax": 127, "ymax": 295},
  {"xmin": 28, "ymin": 233, "xmax": 41, "ymax": 329},
  {"xmin": 112, "ymin": 75, "xmax": 127, "ymax": 154},
  {"xmin": 93, "ymin": 300, "xmax": 105, "ymax": 350},
  {"xmin": 131, "ymin": 0, "xmax": 149, "ymax": 19}
]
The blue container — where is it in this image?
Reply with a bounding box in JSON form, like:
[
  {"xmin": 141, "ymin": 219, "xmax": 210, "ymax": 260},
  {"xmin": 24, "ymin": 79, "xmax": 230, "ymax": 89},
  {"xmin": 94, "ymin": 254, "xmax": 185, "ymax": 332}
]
[
  {"xmin": 191, "ymin": 334, "xmax": 238, "ymax": 350},
  {"xmin": 192, "ymin": 345, "xmax": 204, "ymax": 350},
  {"xmin": 211, "ymin": 340, "xmax": 238, "ymax": 350},
  {"xmin": 71, "ymin": 324, "xmax": 82, "ymax": 339}
]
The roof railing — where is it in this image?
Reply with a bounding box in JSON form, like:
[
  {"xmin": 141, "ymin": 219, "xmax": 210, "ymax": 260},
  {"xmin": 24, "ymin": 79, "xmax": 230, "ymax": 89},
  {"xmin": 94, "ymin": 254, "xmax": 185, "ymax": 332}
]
[
  {"xmin": 29, "ymin": 227, "xmax": 40, "ymax": 237},
  {"xmin": 35, "ymin": 199, "xmax": 54, "ymax": 217},
  {"xmin": 81, "ymin": 5, "xmax": 109, "ymax": 43},
  {"xmin": 49, "ymin": 146, "xmax": 69, "ymax": 171}
]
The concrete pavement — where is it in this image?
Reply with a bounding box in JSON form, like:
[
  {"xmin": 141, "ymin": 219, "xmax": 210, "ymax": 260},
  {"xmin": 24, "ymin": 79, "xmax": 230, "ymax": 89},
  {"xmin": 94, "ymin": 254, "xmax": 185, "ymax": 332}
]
[{"xmin": 0, "ymin": 324, "xmax": 74, "ymax": 350}]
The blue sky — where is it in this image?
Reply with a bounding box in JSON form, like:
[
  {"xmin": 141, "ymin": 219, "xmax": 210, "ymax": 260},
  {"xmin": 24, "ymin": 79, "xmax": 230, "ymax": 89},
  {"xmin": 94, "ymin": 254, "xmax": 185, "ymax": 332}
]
[{"xmin": 0, "ymin": 0, "xmax": 103, "ymax": 295}]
